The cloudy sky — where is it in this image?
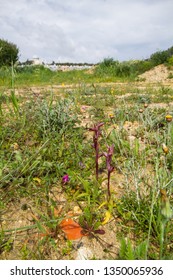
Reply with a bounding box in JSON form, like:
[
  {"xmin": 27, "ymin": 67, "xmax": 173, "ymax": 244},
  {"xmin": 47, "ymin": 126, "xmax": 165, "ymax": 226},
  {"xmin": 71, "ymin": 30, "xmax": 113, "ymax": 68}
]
[{"xmin": 0, "ymin": 0, "xmax": 173, "ymax": 63}]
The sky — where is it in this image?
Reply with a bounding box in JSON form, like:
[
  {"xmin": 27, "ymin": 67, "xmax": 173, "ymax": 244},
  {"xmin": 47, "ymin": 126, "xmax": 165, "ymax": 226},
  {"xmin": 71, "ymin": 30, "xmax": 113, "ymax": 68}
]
[{"xmin": 0, "ymin": 0, "xmax": 173, "ymax": 63}]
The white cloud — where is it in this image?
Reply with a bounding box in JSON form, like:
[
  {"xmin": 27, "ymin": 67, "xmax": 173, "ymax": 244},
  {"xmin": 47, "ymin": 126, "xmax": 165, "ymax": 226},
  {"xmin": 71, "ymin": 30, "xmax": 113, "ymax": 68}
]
[{"xmin": 0, "ymin": 0, "xmax": 173, "ymax": 62}]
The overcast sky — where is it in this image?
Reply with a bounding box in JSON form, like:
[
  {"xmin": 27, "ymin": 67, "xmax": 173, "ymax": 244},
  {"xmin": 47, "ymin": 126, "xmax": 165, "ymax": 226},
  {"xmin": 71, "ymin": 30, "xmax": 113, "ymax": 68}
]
[{"xmin": 0, "ymin": 0, "xmax": 173, "ymax": 63}]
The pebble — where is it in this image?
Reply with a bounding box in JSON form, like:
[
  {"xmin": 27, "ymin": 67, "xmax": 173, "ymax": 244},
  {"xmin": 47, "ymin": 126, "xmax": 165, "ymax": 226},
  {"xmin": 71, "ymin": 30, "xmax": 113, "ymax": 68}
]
[{"xmin": 75, "ymin": 246, "xmax": 93, "ymax": 260}]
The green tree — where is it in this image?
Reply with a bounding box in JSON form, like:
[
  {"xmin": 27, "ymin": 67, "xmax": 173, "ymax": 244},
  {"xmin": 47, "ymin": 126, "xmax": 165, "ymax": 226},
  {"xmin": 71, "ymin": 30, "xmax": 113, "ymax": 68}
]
[{"xmin": 0, "ymin": 38, "xmax": 19, "ymax": 67}]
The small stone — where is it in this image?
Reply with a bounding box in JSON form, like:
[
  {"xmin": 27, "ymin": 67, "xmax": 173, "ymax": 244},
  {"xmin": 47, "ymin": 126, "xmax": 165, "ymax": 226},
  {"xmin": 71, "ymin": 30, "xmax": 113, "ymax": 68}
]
[
  {"xmin": 73, "ymin": 206, "xmax": 82, "ymax": 215},
  {"xmin": 75, "ymin": 247, "xmax": 93, "ymax": 260}
]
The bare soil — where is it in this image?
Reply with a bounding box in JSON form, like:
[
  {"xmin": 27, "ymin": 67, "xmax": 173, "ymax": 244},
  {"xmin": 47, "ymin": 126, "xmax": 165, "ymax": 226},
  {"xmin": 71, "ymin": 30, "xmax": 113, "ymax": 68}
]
[
  {"xmin": 1, "ymin": 64, "xmax": 173, "ymax": 260},
  {"xmin": 139, "ymin": 64, "xmax": 173, "ymax": 83}
]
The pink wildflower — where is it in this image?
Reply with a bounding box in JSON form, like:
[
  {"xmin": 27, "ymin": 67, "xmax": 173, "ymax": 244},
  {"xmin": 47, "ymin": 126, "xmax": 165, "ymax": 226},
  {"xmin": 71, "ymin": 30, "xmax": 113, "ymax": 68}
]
[{"xmin": 62, "ymin": 174, "xmax": 69, "ymax": 184}]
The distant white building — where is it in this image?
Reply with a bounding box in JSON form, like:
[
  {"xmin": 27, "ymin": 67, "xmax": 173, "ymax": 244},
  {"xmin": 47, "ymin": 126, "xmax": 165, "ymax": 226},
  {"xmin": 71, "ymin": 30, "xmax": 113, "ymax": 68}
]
[{"xmin": 32, "ymin": 56, "xmax": 43, "ymax": 65}]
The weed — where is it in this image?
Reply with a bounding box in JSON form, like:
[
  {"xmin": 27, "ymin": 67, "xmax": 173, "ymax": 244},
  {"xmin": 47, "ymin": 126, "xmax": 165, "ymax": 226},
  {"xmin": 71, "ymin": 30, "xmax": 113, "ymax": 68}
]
[
  {"xmin": 79, "ymin": 207, "xmax": 105, "ymax": 237},
  {"xmin": 118, "ymin": 238, "xmax": 147, "ymax": 260},
  {"xmin": 159, "ymin": 189, "xmax": 173, "ymax": 259},
  {"xmin": 1, "ymin": 65, "xmax": 173, "ymax": 260}
]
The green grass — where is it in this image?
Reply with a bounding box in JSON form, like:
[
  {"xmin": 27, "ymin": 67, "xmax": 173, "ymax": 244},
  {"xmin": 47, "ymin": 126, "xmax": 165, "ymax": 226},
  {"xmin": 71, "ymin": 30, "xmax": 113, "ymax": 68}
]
[
  {"xmin": 0, "ymin": 65, "xmax": 131, "ymax": 88},
  {"xmin": 0, "ymin": 66, "xmax": 173, "ymax": 260}
]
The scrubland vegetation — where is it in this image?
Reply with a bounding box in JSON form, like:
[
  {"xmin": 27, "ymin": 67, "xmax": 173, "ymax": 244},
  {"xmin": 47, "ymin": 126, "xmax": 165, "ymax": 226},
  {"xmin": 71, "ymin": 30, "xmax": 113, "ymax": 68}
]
[{"xmin": 0, "ymin": 44, "xmax": 173, "ymax": 259}]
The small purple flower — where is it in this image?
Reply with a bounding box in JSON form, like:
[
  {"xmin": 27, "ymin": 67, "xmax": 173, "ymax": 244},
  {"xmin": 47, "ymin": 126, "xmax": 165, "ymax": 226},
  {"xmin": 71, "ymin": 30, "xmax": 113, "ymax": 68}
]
[{"xmin": 62, "ymin": 174, "xmax": 69, "ymax": 184}]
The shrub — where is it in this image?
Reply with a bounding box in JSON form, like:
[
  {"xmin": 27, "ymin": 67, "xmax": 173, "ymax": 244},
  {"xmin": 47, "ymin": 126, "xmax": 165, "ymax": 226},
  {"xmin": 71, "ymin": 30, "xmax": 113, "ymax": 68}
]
[
  {"xmin": 150, "ymin": 50, "xmax": 169, "ymax": 66},
  {"xmin": 132, "ymin": 60, "xmax": 153, "ymax": 74},
  {"xmin": 0, "ymin": 38, "xmax": 19, "ymax": 67},
  {"xmin": 167, "ymin": 55, "xmax": 173, "ymax": 66}
]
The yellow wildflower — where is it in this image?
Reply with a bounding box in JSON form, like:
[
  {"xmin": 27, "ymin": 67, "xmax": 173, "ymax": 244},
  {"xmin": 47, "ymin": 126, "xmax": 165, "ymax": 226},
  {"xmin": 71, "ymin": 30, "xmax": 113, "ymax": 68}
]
[{"xmin": 165, "ymin": 115, "xmax": 172, "ymax": 122}]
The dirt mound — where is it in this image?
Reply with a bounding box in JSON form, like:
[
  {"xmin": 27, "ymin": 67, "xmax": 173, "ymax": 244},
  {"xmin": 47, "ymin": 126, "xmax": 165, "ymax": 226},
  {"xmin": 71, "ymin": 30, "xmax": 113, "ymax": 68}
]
[{"xmin": 139, "ymin": 64, "xmax": 173, "ymax": 83}]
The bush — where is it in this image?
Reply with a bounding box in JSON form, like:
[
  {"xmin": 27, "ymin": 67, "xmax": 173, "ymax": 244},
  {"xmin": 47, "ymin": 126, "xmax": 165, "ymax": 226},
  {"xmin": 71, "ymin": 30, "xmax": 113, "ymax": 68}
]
[
  {"xmin": 132, "ymin": 60, "xmax": 153, "ymax": 74},
  {"xmin": 99, "ymin": 57, "xmax": 115, "ymax": 68},
  {"xmin": 150, "ymin": 50, "xmax": 169, "ymax": 66},
  {"xmin": 95, "ymin": 58, "xmax": 134, "ymax": 78},
  {"xmin": 0, "ymin": 38, "xmax": 19, "ymax": 67},
  {"xmin": 96, "ymin": 45, "xmax": 173, "ymax": 78},
  {"xmin": 167, "ymin": 55, "xmax": 173, "ymax": 66}
]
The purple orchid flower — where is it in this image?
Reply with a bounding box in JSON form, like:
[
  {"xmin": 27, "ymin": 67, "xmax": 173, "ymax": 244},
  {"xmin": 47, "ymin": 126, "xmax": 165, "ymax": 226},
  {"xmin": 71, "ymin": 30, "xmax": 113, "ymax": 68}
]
[
  {"xmin": 62, "ymin": 174, "xmax": 69, "ymax": 184},
  {"xmin": 88, "ymin": 122, "xmax": 104, "ymax": 180},
  {"xmin": 103, "ymin": 145, "xmax": 114, "ymax": 200}
]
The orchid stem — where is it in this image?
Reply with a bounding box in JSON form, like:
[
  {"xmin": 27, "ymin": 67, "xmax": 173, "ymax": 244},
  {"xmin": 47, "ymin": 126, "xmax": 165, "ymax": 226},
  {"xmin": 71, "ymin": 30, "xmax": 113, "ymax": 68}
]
[{"xmin": 107, "ymin": 171, "xmax": 111, "ymax": 199}]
